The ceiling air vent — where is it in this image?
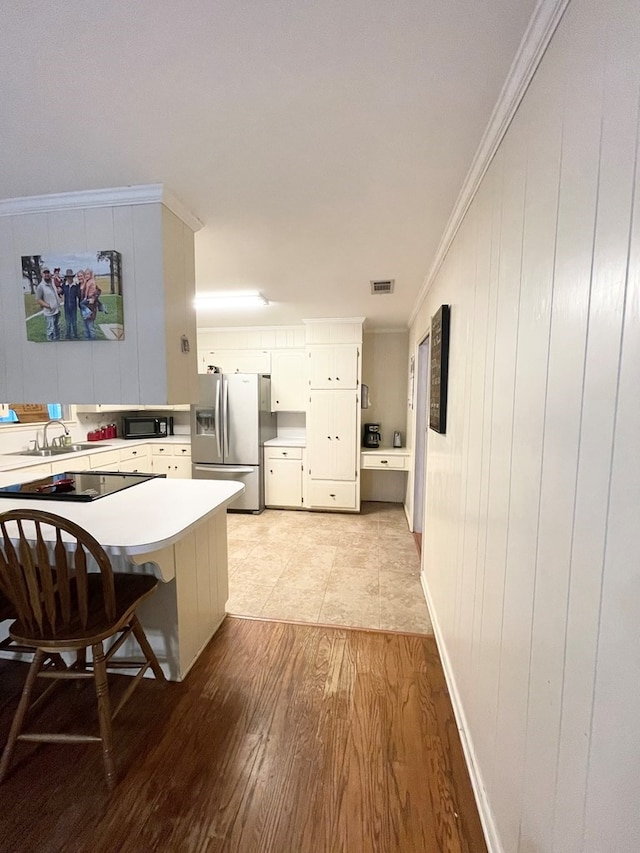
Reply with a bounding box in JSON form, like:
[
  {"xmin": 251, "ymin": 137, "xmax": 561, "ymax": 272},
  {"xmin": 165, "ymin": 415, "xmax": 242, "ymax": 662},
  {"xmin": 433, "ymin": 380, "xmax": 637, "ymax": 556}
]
[{"xmin": 370, "ymin": 279, "xmax": 395, "ymax": 295}]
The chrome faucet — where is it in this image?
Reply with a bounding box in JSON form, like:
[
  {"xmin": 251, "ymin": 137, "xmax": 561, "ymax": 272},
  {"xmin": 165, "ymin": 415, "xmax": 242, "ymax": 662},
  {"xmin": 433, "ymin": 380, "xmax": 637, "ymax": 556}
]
[{"xmin": 42, "ymin": 419, "xmax": 69, "ymax": 449}]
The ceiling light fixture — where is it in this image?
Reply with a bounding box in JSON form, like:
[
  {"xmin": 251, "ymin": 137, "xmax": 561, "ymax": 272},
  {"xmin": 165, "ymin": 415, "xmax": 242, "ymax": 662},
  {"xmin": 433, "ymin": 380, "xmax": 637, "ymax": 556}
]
[{"xmin": 194, "ymin": 291, "xmax": 269, "ymax": 309}]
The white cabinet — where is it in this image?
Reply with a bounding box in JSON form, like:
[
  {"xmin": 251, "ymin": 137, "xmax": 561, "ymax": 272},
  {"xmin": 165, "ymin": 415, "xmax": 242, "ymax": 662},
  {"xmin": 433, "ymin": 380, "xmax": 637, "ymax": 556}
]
[
  {"xmin": 51, "ymin": 456, "xmax": 92, "ymax": 474},
  {"xmin": 270, "ymin": 350, "xmax": 306, "ymax": 411},
  {"xmin": 264, "ymin": 446, "xmax": 304, "ymax": 508},
  {"xmin": 75, "ymin": 405, "xmax": 135, "ymax": 414},
  {"xmin": 151, "ymin": 443, "xmax": 191, "ymax": 479},
  {"xmin": 90, "ymin": 449, "xmax": 121, "ymax": 470},
  {"xmin": 308, "ymin": 345, "xmax": 359, "ymax": 390},
  {"xmin": 200, "ymin": 349, "xmax": 271, "ymax": 374},
  {"xmin": 118, "ymin": 445, "xmax": 152, "ymax": 473},
  {"xmin": 0, "ymin": 404, "xmax": 8, "ymax": 416},
  {"xmin": 308, "ymin": 391, "xmax": 357, "ymax": 482}
]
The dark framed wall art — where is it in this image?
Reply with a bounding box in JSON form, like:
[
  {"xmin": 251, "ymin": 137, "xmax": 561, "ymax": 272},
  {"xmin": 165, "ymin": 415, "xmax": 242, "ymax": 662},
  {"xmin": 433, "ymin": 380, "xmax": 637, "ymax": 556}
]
[
  {"xmin": 429, "ymin": 304, "xmax": 450, "ymax": 434},
  {"xmin": 21, "ymin": 250, "xmax": 123, "ymax": 342}
]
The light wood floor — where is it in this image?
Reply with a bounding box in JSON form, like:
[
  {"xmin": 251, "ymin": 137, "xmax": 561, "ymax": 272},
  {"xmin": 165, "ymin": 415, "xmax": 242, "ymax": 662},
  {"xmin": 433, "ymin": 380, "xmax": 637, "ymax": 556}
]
[{"xmin": 0, "ymin": 617, "xmax": 486, "ymax": 853}]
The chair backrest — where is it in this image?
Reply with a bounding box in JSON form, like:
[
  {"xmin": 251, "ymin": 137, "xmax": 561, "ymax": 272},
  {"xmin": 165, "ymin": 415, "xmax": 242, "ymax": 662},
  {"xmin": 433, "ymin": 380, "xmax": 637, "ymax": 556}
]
[{"xmin": 0, "ymin": 509, "xmax": 115, "ymax": 638}]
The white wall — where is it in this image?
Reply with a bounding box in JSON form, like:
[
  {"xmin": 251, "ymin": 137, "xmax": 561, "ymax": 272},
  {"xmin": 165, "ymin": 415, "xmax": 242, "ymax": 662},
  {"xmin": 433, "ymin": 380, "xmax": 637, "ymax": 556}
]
[
  {"xmin": 409, "ymin": 1, "xmax": 640, "ymax": 851},
  {"xmin": 0, "ymin": 201, "xmax": 198, "ymax": 405}
]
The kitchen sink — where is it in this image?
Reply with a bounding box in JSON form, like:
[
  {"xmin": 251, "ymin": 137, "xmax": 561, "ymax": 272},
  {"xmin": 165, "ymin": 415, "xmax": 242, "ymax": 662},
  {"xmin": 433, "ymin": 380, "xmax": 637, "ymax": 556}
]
[{"xmin": 17, "ymin": 443, "xmax": 111, "ymax": 457}]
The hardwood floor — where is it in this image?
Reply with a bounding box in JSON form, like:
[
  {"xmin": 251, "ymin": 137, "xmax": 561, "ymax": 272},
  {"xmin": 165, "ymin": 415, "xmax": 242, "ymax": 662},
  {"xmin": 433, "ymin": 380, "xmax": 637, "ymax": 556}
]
[{"xmin": 0, "ymin": 617, "xmax": 486, "ymax": 853}]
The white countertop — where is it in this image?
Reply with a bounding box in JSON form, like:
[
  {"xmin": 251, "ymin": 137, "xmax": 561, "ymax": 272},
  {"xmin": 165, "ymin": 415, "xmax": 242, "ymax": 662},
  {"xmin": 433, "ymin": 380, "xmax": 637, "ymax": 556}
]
[
  {"xmin": 0, "ymin": 474, "xmax": 242, "ymax": 556},
  {"xmin": 263, "ymin": 437, "xmax": 306, "ymax": 448},
  {"xmin": 360, "ymin": 446, "xmax": 410, "ymax": 456},
  {"xmin": 0, "ymin": 436, "xmax": 190, "ymax": 473}
]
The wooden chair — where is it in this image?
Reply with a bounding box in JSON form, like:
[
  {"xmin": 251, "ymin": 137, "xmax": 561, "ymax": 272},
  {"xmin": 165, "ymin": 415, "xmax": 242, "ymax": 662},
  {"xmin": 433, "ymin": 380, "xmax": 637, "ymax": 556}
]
[{"xmin": 0, "ymin": 508, "xmax": 165, "ymax": 790}]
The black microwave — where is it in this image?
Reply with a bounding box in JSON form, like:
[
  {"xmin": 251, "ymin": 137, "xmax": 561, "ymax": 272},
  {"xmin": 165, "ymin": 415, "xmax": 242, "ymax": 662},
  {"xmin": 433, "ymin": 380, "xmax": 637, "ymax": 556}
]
[{"xmin": 122, "ymin": 415, "xmax": 168, "ymax": 439}]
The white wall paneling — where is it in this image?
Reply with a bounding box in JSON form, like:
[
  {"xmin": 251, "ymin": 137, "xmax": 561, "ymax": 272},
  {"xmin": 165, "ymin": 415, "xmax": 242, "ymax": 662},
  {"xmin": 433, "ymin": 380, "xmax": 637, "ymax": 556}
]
[
  {"xmin": 409, "ymin": 1, "xmax": 640, "ymax": 851},
  {"xmin": 0, "ymin": 188, "xmax": 198, "ymax": 405}
]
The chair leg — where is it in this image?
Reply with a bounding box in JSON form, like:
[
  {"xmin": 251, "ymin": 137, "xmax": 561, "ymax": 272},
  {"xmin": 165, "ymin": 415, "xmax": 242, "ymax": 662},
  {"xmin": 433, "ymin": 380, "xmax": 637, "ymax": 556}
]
[
  {"xmin": 131, "ymin": 615, "xmax": 166, "ymax": 681},
  {"xmin": 92, "ymin": 641, "xmax": 116, "ymax": 791},
  {"xmin": 0, "ymin": 649, "xmax": 45, "ymax": 783}
]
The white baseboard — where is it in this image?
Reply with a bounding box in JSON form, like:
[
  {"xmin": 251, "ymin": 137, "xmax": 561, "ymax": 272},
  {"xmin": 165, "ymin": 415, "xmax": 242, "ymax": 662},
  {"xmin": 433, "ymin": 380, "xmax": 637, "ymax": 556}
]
[{"xmin": 420, "ymin": 572, "xmax": 504, "ymax": 853}]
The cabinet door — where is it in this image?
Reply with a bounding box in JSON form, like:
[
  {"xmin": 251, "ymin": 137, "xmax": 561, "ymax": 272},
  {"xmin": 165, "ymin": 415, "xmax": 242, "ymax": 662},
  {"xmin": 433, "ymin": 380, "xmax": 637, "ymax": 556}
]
[
  {"xmin": 172, "ymin": 456, "xmax": 192, "ymax": 479},
  {"xmin": 308, "ymin": 346, "xmax": 358, "ymax": 389},
  {"xmin": 271, "ymin": 350, "xmax": 306, "ymax": 411},
  {"xmin": 265, "ymin": 458, "xmax": 302, "ymax": 507},
  {"xmin": 200, "ymin": 350, "xmax": 271, "ymax": 374},
  {"xmin": 308, "ymin": 390, "xmax": 357, "ymax": 481}
]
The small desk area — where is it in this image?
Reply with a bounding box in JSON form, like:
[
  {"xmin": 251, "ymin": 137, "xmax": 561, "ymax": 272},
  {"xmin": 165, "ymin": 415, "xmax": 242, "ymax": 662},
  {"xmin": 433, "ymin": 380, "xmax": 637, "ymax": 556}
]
[{"xmin": 360, "ymin": 447, "xmax": 410, "ymax": 503}]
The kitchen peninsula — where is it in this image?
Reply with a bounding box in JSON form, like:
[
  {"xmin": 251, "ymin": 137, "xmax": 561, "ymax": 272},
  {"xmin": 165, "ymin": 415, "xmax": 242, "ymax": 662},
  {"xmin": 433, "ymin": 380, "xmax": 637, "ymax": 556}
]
[{"xmin": 0, "ymin": 472, "xmax": 243, "ymax": 681}]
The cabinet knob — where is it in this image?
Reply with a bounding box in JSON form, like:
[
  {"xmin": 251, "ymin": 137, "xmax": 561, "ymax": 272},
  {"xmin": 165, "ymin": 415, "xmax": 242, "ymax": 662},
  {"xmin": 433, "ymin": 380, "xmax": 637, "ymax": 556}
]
[
  {"xmin": 159, "ymin": 448, "xmax": 165, "ymax": 452},
  {"xmin": 327, "ymin": 436, "xmax": 331, "ymax": 440},
  {"xmin": 381, "ymin": 459, "xmax": 388, "ymax": 464},
  {"xmin": 336, "ymin": 377, "xmax": 340, "ymax": 381},
  {"xmin": 329, "ymin": 493, "xmax": 336, "ymax": 498},
  {"xmin": 270, "ymin": 469, "xmax": 273, "ymax": 473},
  {"xmin": 328, "ymin": 377, "xmax": 332, "ymax": 381},
  {"xmin": 282, "ymin": 451, "xmax": 288, "ymax": 455},
  {"xmin": 335, "ymin": 436, "xmax": 339, "ymax": 440},
  {"xmin": 132, "ymin": 450, "xmax": 137, "ymax": 455}
]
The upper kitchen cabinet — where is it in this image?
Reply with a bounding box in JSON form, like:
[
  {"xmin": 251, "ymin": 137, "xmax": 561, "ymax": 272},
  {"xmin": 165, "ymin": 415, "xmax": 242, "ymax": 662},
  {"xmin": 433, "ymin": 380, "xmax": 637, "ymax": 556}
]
[
  {"xmin": 0, "ymin": 185, "xmax": 200, "ymax": 406},
  {"xmin": 270, "ymin": 349, "xmax": 306, "ymax": 411},
  {"xmin": 200, "ymin": 349, "xmax": 271, "ymax": 375},
  {"xmin": 308, "ymin": 345, "xmax": 359, "ymax": 390}
]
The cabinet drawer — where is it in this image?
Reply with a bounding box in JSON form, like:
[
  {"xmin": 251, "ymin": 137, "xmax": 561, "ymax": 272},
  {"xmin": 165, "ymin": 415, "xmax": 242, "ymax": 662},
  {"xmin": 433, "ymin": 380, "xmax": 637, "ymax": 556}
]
[
  {"xmin": 174, "ymin": 444, "xmax": 191, "ymax": 457},
  {"xmin": 265, "ymin": 446, "xmax": 303, "ymax": 461},
  {"xmin": 119, "ymin": 444, "xmax": 149, "ymax": 462},
  {"xmin": 90, "ymin": 449, "xmax": 120, "ymax": 469},
  {"xmin": 151, "ymin": 444, "xmax": 174, "ymax": 457},
  {"xmin": 308, "ymin": 479, "xmax": 357, "ymax": 510},
  {"xmin": 360, "ymin": 454, "xmax": 406, "ymax": 470}
]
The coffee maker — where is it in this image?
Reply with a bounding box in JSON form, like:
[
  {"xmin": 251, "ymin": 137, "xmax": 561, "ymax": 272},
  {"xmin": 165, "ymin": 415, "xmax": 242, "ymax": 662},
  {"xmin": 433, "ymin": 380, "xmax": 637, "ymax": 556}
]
[{"xmin": 363, "ymin": 423, "xmax": 381, "ymax": 448}]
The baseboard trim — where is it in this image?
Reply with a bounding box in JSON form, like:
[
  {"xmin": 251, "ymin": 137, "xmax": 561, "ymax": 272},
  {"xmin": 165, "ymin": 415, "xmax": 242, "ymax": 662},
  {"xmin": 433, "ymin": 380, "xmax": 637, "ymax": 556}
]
[{"xmin": 420, "ymin": 572, "xmax": 504, "ymax": 853}]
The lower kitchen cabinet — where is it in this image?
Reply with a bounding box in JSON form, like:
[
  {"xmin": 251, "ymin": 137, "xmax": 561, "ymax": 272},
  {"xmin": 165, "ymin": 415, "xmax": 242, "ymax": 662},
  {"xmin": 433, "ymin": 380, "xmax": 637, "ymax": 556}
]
[
  {"xmin": 151, "ymin": 443, "xmax": 192, "ymax": 479},
  {"xmin": 264, "ymin": 446, "xmax": 304, "ymax": 508},
  {"xmin": 307, "ymin": 479, "xmax": 357, "ymax": 510}
]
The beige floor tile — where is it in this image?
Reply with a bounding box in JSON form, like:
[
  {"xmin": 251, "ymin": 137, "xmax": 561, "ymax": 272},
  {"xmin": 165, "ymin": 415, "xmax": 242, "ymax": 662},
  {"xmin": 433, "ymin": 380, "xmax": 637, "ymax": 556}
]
[
  {"xmin": 226, "ymin": 502, "xmax": 432, "ymax": 636},
  {"xmin": 260, "ymin": 587, "xmax": 325, "ymax": 622},
  {"xmin": 226, "ymin": 580, "xmax": 277, "ymax": 615},
  {"xmin": 319, "ymin": 588, "xmax": 380, "ymax": 629},
  {"xmin": 231, "ymin": 558, "xmax": 286, "ymax": 586}
]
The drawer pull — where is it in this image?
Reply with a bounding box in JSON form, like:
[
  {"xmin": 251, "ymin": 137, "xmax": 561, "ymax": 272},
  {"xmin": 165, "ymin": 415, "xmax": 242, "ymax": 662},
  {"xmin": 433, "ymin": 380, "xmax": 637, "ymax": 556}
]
[
  {"xmin": 282, "ymin": 451, "xmax": 287, "ymax": 456},
  {"xmin": 159, "ymin": 448, "xmax": 165, "ymax": 452},
  {"xmin": 381, "ymin": 459, "xmax": 388, "ymax": 464},
  {"xmin": 329, "ymin": 493, "xmax": 336, "ymax": 498}
]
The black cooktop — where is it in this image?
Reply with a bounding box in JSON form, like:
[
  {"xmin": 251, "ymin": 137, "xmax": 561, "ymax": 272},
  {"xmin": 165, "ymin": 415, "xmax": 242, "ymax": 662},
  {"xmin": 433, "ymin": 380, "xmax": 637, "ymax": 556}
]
[{"xmin": 0, "ymin": 471, "xmax": 164, "ymax": 502}]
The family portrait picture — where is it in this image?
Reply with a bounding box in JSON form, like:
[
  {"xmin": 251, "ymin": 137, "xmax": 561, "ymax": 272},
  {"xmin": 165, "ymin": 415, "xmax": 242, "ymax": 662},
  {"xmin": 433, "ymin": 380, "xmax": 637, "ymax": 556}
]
[{"xmin": 21, "ymin": 250, "xmax": 124, "ymax": 342}]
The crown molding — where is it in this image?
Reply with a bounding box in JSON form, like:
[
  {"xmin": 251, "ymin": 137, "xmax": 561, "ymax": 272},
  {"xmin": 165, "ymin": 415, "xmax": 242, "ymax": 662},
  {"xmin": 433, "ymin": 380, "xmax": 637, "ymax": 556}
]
[
  {"xmin": 0, "ymin": 184, "xmax": 203, "ymax": 232},
  {"xmin": 408, "ymin": 0, "xmax": 571, "ymax": 328},
  {"xmin": 302, "ymin": 317, "xmax": 365, "ymax": 325}
]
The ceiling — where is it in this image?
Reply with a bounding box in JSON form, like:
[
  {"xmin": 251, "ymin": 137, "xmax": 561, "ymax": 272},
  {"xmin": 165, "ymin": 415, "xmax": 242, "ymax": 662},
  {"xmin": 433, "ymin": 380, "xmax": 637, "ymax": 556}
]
[{"xmin": 1, "ymin": 0, "xmax": 536, "ymax": 329}]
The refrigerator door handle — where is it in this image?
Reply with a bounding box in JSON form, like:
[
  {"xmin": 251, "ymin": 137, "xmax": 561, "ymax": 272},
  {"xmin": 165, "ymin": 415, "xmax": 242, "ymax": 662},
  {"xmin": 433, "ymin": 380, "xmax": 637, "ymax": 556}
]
[
  {"xmin": 224, "ymin": 378, "xmax": 230, "ymax": 458},
  {"xmin": 215, "ymin": 380, "xmax": 222, "ymax": 459},
  {"xmin": 193, "ymin": 465, "xmax": 255, "ymax": 474}
]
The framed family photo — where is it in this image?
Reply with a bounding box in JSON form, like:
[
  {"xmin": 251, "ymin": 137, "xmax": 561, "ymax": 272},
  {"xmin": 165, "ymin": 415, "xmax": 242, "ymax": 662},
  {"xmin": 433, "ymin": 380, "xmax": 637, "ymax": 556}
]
[{"xmin": 21, "ymin": 251, "xmax": 123, "ymax": 342}]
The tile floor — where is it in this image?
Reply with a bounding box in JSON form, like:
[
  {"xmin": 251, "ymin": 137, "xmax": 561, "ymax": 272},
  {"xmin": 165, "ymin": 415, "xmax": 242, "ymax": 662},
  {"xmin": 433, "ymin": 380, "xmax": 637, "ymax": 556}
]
[{"xmin": 226, "ymin": 501, "xmax": 433, "ymax": 634}]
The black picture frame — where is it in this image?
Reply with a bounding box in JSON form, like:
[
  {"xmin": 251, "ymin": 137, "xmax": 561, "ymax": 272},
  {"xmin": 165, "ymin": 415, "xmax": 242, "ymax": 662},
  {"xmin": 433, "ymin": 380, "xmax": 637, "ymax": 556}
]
[{"xmin": 429, "ymin": 305, "xmax": 450, "ymax": 434}]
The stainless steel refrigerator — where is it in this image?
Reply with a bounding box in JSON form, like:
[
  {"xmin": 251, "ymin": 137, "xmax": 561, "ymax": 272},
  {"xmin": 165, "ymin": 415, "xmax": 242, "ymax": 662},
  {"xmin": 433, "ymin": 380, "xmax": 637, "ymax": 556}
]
[{"xmin": 190, "ymin": 373, "xmax": 276, "ymax": 512}]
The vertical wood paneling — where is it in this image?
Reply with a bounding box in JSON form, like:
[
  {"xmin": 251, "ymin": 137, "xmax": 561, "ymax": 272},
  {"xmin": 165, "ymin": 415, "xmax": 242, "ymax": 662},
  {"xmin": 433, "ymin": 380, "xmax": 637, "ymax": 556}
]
[
  {"xmin": 412, "ymin": 2, "xmax": 640, "ymax": 851},
  {"xmin": 131, "ymin": 204, "xmax": 166, "ymax": 403},
  {"xmin": 581, "ymin": 0, "xmax": 640, "ymax": 848},
  {"xmin": 112, "ymin": 205, "xmax": 142, "ymax": 403},
  {"xmin": 474, "ymin": 109, "xmax": 528, "ymax": 792},
  {"xmin": 491, "ymin": 31, "xmax": 564, "ymax": 851},
  {"xmin": 0, "ymin": 217, "xmax": 20, "ymax": 401}
]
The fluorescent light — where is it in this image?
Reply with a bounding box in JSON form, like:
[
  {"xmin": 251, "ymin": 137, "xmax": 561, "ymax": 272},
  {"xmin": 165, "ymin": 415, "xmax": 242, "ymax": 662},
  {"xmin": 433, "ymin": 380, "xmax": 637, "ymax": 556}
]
[{"xmin": 194, "ymin": 291, "xmax": 269, "ymax": 309}]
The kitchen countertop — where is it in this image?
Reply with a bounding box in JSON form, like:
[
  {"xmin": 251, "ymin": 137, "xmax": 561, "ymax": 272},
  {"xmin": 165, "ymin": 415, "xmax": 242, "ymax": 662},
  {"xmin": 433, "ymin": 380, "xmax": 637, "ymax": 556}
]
[
  {"xmin": 0, "ymin": 435, "xmax": 191, "ymax": 473},
  {"xmin": 263, "ymin": 437, "xmax": 306, "ymax": 448},
  {"xmin": 360, "ymin": 446, "xmax": 410, "ymax": 456},
  {"xmin": 0, "ymin": 472, "xmax": 242, "ymax": 559}
]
